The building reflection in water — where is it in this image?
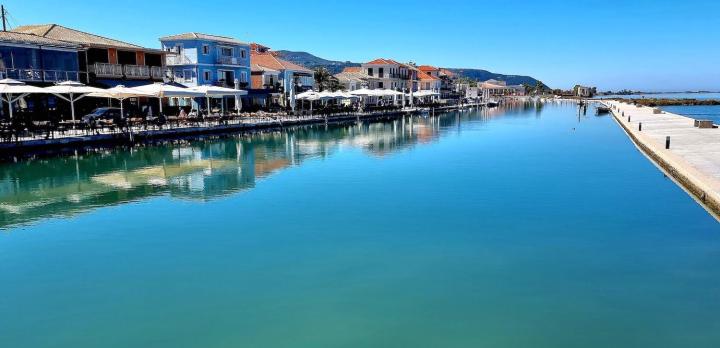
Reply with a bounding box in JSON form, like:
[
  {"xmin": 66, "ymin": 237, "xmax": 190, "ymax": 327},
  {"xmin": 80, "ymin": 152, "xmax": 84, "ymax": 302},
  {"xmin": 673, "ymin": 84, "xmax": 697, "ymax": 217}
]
[{"xmin": 0, "ymin": 102, "xmax": 540, "ymax": 229}]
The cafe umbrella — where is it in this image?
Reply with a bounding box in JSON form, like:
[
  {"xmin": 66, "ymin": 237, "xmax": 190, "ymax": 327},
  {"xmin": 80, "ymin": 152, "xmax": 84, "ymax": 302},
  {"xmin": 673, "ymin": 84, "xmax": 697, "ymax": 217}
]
[
  {"xmin": 0, "ymin": 78, "xmax": 52, "ymax": 121},
  {"xmin": 134, "ymin": 83, "xmax": 204, "ymax": 114},
  {"xmin": 45, "ymin": 81, "xmax": 107, "ymax": 129},
  {"xmin": 189, "ymin": 85, "xmax": 247, "ymax": 115},
  {"xmin": 87, "ymin": 85, "xmax": 154, "ymax": 121}
]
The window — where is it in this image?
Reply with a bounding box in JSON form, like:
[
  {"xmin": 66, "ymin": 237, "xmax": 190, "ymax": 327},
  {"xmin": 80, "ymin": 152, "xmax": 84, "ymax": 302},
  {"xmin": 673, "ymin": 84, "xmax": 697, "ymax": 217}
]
[
  {"xmin": 183, "ymin": 69, "xmax": 193, "ymax": 82},
  {"xmin": 202, "ymin": 45, "xmax": 210, "ymax": 55},
  {"xmin": 239, "ymin": 49, "xmax": 246, "ymax": 59},
  {"xmin": 203, "ymin": 70, "xmax": 212, "ymax": 81},
  {"xmin": 240, "ymin": 71, "xmax": 247, "ymax": 83},
  {"xmin": 367, "ymin": 68, "xmax": 373, "ymax": 76},
  {"xmin": 220, "ymin": 47, "xmax": 233, "ymax": 57},
  {"xmin": 378, "ymin": 82, "xmax": 383, "ymax": 88},
  {"xmin": 378, "ymin": 67, "xmax": 384, "ymax": 78}
]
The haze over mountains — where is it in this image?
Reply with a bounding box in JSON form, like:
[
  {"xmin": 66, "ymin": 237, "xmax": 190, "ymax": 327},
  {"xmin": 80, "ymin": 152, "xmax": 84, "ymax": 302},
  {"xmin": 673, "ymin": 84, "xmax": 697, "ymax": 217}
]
[{"xmin": 275, "ymin": 50, "xmax": 547, "ymax": 88}]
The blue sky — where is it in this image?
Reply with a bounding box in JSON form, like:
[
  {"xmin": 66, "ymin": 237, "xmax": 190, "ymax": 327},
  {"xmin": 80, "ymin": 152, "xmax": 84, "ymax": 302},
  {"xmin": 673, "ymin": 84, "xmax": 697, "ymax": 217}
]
[{"xmin": 5, "ymin": 0, "xmax": 719, "ymax": 91}]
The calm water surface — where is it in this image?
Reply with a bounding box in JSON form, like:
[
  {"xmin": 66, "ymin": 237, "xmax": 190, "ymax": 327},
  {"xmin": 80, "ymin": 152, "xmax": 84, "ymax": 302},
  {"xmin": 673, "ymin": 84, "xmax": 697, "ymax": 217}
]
[
  {"xmin": 2, "ymin": 102, "xmax": 720, "ymax": 348},
  {"xmin": 660, "ymin": 105, "xmax": 720, "ymax": 124},
  {"xmin": 596, "ymin": 92, "xmax": 720, "ymax": 100}
]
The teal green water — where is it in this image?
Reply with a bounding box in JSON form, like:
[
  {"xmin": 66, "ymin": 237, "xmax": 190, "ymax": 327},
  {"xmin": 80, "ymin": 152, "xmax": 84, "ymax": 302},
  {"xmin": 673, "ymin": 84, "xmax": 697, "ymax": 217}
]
[{"xmin": 2, "ymin": 102, "xmax": 720, "ymax": 347}]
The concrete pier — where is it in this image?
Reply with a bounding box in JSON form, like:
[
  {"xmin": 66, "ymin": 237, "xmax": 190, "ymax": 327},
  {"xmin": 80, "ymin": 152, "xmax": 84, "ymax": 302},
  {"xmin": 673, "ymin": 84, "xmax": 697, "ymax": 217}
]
[{"xmin": 605, "ymin": 100, "xmax": 720, "ymax": 216}]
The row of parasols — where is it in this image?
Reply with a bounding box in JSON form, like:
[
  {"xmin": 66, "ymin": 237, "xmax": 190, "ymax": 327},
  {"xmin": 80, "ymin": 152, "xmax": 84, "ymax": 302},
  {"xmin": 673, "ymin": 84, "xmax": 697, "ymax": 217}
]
[
  {"xmin": 296, "ymin": 88, "xmax": 440, "ymax": 101},
  {"xmin": 0, "ymin": 78, "xmax": 248, "ymax": 127}
]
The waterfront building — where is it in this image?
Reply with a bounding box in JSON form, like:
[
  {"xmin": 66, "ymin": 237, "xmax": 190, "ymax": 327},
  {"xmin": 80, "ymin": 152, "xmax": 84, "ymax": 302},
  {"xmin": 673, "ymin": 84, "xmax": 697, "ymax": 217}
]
[
  {"xmin": 0, "ymin": 30, "xmax": 80, "ymax": 83},
  {"xmin": 159, "ymin": 32, "xmax": 251, "ymax": 111},
  {"xmin": 479, "ymin": 80, "xmax": 524, "ymax": 99},
  {"xmin": 361, "ymin": 58, "xmax": 417, "ymax": 91},
  {"xmin": 334, "ymin": 67, "xmax": 380, "ymax": 91},
  {"xmin": 250, "ymin": 43, "xmax": 314, "ymax": 110},
  {"xmin": 160, "ymin": 33, "xmax": 250, "ymax": 89},
  {"xmin": 249, "ymin": 63, "xmax": 281, "ymax": 108},
  {"xmin": 418, "ymin": 70, "xmax": 441, "ymax": 92},
  {"xmin": 13, "ymin": 24, "xmax": 166, "ymax": 87},
  {"xmin": 418, "ymin": 65, "xmax": 460, "ymax": 99}
]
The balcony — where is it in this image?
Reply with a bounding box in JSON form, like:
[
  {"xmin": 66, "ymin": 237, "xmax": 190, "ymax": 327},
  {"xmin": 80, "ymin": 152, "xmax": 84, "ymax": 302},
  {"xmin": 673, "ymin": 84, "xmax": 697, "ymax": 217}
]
[
  {"xmin": 124, "ymin": 65, "xmax": 150, "ymax": 79},
  {"xmin": 165, "ymin": 50, "xmax": 198, "ymax": 66},
  {"xmin": 90, "ymin": 63, "xmax": 123, "ymax": 78},
  {"xmin": 150, "ymin": 66, "xmax": 165, "ymax": 80},
  {"xmin": 0, "ymin": 68, "xmax": 79, "ymax": 82},
  {"xmin": 216, "ymin": 56, "xmax": 239, "ymax": 65}
]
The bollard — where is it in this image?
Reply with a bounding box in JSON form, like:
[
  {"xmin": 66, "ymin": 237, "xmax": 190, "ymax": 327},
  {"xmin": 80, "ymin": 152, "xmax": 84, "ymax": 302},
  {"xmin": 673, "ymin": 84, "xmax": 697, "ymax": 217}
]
[
  {"xmin": 639, "ymin": 122, "xmax": 642, "ymax": 131},
  {"xmin": 628, "ymin": 116, "xmax": 631, "ymax": 122},
  {"xmin": 666, "ymin": 136, "xmax": 671, "ymax": 149}
]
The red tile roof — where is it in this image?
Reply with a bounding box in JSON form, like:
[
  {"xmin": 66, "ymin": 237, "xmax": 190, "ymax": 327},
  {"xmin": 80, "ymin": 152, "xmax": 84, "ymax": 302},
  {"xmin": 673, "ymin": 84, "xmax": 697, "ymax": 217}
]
[
  {"xmin": 418, "ymin": 65, "xmax": 439, "ymax": 72},
  {"xmin": 418, "ymin": 71, "xmax": 439, "ymax": 81},
  {"xmin": 251, "ymin": 52, "xmax": 313, "ymax": 74},
  {"xmin": 343, "ymin": 66, "xmax": 362, "ymax": 73}
]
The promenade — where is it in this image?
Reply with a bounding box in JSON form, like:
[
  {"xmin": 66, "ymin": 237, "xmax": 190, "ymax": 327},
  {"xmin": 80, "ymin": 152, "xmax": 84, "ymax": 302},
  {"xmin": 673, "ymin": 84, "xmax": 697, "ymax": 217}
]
[{"xmin": 605, "ymin": 100, "xmax": 720, "ymax": 216}]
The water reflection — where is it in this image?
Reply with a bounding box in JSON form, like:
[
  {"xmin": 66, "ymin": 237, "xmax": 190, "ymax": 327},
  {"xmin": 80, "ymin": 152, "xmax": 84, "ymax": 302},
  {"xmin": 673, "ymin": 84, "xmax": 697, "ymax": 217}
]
[{"xmin": 0, "ymin": 102, "xmax": 543, "ymax": 229}]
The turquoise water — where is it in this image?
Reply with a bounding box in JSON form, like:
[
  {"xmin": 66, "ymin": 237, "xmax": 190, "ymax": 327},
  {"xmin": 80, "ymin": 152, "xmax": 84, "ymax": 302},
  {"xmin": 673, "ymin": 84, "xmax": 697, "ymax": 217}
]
[
  {"xmin": 661, "ymin": 105, "xmax": 720, "ymax": 124},
  {"xmin": 596, "ymin": 92, "xmax": 720, "ymax": 100},
  {"xmin": 2, "ymin": 102, "xmax": 720, "ymax": 347}
]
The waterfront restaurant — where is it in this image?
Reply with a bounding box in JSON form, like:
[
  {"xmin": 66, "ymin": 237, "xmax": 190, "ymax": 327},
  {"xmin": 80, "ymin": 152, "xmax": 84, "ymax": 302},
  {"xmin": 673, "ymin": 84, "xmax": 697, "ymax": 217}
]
[
  {"xmin": 13, "ymin": 24, "xmax": 167, "ymax": 87},
  {"xmin": 0, "ymin": 31, "xmax": 81, "ymax": 121}
]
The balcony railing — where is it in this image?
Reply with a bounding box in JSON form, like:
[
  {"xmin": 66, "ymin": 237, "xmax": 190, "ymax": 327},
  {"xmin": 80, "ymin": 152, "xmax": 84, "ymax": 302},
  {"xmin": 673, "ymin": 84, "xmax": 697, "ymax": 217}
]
[
  {"xmin": 216, "ymin": 56, "xmax": 239, "ymax": 65},
  {"xmin": 165, "ymin": 52, "xmax": 197, "ymax": 65},
  {"xmin": 150, "ymin": 66, "xmax": 165, "ymax": 80},
  {"xmin": 90, "ymin": 63, "xmax": 123, "ymax": 78},
  {"xmin": 124, "ymin": 65, "xmax": 150, "ymax": 79},
  {"xmin": 0, "ymin": 68, "xmax": 79, "ymax": 82}
]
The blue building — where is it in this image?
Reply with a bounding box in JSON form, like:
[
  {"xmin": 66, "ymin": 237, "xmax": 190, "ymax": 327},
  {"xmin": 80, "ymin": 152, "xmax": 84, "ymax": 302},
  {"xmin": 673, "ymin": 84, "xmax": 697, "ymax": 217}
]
[
  {"xmin": 0, "ymin": 31, "xmax": 80, "ymax": 83},
  {"xmin": 160, "ymin": 33, "xmax": 251, "ymax": 111}
]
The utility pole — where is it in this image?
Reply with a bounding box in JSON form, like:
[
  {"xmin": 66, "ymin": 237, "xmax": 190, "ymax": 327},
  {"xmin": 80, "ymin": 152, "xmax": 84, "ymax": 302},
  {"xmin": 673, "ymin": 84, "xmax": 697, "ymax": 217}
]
[{"xmin": 1, "ymin": 5, "xmax": 6, "ymax": 32}]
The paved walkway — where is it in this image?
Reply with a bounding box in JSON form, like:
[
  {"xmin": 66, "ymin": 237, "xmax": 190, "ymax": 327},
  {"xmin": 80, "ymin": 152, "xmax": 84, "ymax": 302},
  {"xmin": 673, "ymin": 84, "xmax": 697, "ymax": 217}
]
[{"xmin": 604, "ymin": 100, "xmax": 720, "ymax": 216}]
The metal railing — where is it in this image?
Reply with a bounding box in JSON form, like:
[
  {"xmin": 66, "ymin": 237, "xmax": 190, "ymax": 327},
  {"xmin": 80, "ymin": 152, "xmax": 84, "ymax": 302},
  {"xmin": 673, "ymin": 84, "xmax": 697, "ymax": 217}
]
[
  {"xmin": 150, "ymin": 66, "xmax": 165, "ymax": 80},
  {"xmin": 0, "ymin": 68, "xmax": 79, "ymax": 82},
  {"xmin": 216, "ymin": 56, "xmax": 238, "ymax": 65},
  {"xmin": 165, "ymin": 53, "xmax": 197, "ymax": 65},
  {"xmin": 90, "ymin": 63, "xmax": 123, "ymax": 78},
  {"xmin": 124, "ymin": 65, "xmax": 150, "ymax": 79}
]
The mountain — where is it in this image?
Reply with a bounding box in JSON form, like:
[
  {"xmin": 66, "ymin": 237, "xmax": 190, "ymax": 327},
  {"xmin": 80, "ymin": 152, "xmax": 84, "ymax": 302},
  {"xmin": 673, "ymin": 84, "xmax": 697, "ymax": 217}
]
[
  {"xmin": 275, "ymin": 51, "xmax": 359, "ymax": 74},
  {"xmin": 275, "ymin": 50, "xmax": 547, "ymax": 88},
  {"xmin": 446, "ymin": 69, "xmax": 545, "ymax": 88}
]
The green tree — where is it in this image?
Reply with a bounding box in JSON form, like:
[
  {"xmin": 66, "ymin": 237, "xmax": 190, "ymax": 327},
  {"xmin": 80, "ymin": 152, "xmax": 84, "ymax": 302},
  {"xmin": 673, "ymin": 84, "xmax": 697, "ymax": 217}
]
[{"xmin": 313, "ymin": 67, "xmax": 343, "ymax": 92}]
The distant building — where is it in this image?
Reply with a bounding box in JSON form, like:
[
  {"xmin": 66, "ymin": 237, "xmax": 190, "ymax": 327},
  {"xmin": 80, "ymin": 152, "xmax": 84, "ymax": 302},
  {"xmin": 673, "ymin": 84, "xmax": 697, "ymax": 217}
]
[
  {"xmin": 334, "ymin": 66, "xmax": 380, "ymax": 91},
  {"xmin": 0, "ymin": 30, "xmax": 81, "ymax": 83},
  {"xmin": 361, "ymin": 58, "xmax": 418, "ymax": 91},
  {"xmin": 14, "ymin": 24, "xmax": 166, "ymax": 86},
  {"xmin": 574, "ymin": 85, "xmax": 596, "ymax": 98}
]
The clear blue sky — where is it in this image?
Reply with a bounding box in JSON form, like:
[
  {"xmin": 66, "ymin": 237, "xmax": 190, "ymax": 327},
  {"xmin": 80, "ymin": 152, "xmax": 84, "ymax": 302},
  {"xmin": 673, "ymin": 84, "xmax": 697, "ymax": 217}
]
[{"xmin": 5, "ymin": 0, "xmax": 719, "ymax": 91}]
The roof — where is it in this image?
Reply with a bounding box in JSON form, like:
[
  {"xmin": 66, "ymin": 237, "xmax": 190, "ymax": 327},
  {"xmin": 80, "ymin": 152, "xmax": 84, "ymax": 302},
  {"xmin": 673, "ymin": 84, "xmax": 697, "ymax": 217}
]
[
  {"xmin": 160, "ymin": 32, "xmax": 248, "ymax": 46},
  {"xmin": 439, "ymin": 68, "xmax": 456, "ymax": 78},
  {"xmin": 251, "ymin": 52, "xmax": 313, "ymax": 74},
  {"xmin": 418, "ymin": 71, "xmax": 439, "ymax": 81},
  {"xmin": 418, "ymin": 65, "xmax": 439, "ymax": 72},
  {"xmin": 251, "ymin": 64, "xmax": 279, "ymax": 73},
  {"xmin": 0, "ymin": 30, "xmax": 80, "ymax": 49},
  {"xmin": 342, "ymin": 66, "xmax": 362, "ymax": 73},
  {"xmin": 334, "ymin": 70, "xmax": 378, "ymax": 82},
  {"xmin": 364, "ymin": 58, "xmax": 405, "ymax": 66},
  {"xmin": 13, "ymin": 24, "xmax": 145, "ymax": 50}
]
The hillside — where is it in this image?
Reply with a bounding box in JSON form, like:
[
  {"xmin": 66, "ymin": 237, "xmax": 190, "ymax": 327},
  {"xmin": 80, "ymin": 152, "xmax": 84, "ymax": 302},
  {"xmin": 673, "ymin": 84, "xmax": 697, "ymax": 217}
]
[
  {"xmin": 275, "ymin": 50, "xmax": 547, "ymax": 88},
  {"xmin": 275, "ymin": 51, "xmax": 359, "ymax": 74}
]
